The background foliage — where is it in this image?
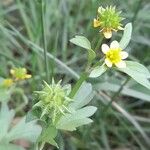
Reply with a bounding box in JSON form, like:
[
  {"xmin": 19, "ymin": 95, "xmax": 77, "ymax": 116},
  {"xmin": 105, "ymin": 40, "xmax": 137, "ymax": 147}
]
[{"xmin": 0, "ymin": 0, "xmax": 150, "ymax": 149}]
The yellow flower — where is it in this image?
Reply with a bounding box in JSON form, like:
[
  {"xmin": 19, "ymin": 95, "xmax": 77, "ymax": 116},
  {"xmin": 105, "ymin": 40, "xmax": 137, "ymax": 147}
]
[
  {"xmin": 10, "ymin": 67, "xmax": 32, "ymax": 81},
  {"xmin": 93, "ymin": 6, "xmax": 124, "ymax": 39},
  {"xmin": 101, "ymin": 41, "xmax": 128, "ymax": 68},
  {"xmin": 2, "ymin": 78, "xmax": 13, "ymax": 88}
]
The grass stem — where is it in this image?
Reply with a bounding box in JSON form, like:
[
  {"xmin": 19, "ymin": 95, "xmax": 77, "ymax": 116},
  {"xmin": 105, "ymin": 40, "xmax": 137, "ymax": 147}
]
[{"xmin": 41, "ymin": 0, "xmax": 50, "ymax": 83}]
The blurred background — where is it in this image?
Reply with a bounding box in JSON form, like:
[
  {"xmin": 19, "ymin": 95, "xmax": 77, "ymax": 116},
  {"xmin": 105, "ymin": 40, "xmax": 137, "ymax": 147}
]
[{"xmin": 0, "ymin": 0, "xmax": 150, "ymax": 149}]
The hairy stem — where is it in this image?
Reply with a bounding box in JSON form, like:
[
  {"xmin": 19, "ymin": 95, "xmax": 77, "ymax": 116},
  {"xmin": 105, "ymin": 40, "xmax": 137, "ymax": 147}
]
[
  {"xmin": 39, "ymin": 142, "xmax": 45, "ymax": 150},
  {"xmin": 69, "ymin": 72, "xmax": 89, "ymax": 98}
]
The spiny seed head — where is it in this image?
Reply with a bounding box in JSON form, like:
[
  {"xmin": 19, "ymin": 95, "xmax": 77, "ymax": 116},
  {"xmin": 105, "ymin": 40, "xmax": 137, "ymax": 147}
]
[
  {"xmin": 93, "ymin": 6, "xmax": 124, "ymax": 39},
  {"xmin": 33, "ymin": 80, "xmax": 72, "ymax": 124}
]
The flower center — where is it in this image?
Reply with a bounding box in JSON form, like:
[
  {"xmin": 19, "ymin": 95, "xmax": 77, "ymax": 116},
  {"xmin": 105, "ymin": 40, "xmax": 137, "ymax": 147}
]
[{"xmin": 106, "ymin": 48, "xmax": 121, "ymax": 63}]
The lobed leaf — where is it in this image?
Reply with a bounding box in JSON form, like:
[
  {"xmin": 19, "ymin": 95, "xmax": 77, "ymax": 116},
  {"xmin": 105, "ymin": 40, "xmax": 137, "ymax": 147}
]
[
  {"xmin": 6, "ymin": 117, "xmax": 42, "ymax": 142},
  {"xmin": 0, "ymin": 104, "xmax": 42, "ymax": 143},
  {"xmin": 56, "ymin": 106, "xmax": 97, "ymax": 131},
  {"xmin": 0, "ymin": 103, "xmax": 15, "ymax": 141},
  {"xmin": 38, "ymin": 125, "xmax": 58, "ymax": 148}
]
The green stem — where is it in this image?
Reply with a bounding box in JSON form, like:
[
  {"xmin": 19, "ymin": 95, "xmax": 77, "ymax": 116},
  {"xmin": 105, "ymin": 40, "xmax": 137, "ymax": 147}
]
[
  {"xmin": 39, "ymin": 142, "xmax": 45, "ymax": 150},
  {"xmin": 69, "ymin": 72, "xmax": 89, "ymax": 98},
  {"xmin": 41, "ymin": 0, "xmax": 49, "ymax": 83}
]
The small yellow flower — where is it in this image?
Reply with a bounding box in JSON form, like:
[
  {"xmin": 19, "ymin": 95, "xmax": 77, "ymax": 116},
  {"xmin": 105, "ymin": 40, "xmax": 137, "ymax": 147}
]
[
  {"xmin": 10, "ymin": 67, "xmax": 31, "ymax": 81},
  {"xmin": 2, "ymin": 78, "xmax": 13, "ymax": 88},
  {"xmin": 101, "ymin": 41, "xmax": 128, "ymax": 68},
  {"xmin": 93, "ymin": 6, "xmax": 124, "ymax": 39}
]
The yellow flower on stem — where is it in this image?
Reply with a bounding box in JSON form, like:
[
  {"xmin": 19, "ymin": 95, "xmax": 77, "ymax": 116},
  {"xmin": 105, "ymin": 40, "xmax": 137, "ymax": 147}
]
[
  {"xmin": 10, "ymin": 67, "xmax": 32, "ymax": 81},
  {"xmin": 2, "ymin": 78, "xmax": 13, "ymax": 88},
  {"xmin": 101, "ymin": 41, "xmax": 128, "ymax": 68},
  {"xmin": 93, "ymin": 6, "xmax": 124, "ymax": 39}
]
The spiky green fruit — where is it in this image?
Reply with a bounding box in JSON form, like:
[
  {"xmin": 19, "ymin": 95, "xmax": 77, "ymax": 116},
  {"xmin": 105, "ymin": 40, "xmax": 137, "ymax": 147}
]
[
  {"xmin": 33, "ymin": 80, "xmax": 72, "ymax": 124},
  {"xmin": 93, "ymin": 6, "xmax": 124, "ymax": 39}
]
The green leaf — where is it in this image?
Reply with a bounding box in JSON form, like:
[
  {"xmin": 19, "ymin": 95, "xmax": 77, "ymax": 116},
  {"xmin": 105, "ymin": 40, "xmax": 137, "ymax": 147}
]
[
  {"xmin": 70, "ymin": 35, "xmax": 91, "ymax": 50},
  {"xmin": 0, "ymin": 88, "xmax": 11, "ymax": 102},
  {"xmin": 0, "ymin": 103, "xmax": 42, "ymax": 143},
  {"xmin": 119, "ymin": 61, "xmax": 150, "ymax": 90},
  {"xmin": 119, "ymin": 23, "xmax": 132, "ymax": 49},
  {"xmin": 89, "ymin": 64, "xmax": 107, "ymax": 78},
  {"xmin": 56, "ymin": 106, "xmax": 97, "ymax": 131},
  {"xmin": 6, "ymin": 117, "xmax": 42, "ymax": 142},
  {"xmin": 26, "ymin": 110, "xmax": 38, "ymax": 122},
  {"xmin": 38, "ymin": 125, "xmax": 58, "ymax": 148},
  {"xmin": 95, "ymin": 81, "xmax": 150, "ymax": 102},
  {"xmin": 0, "ymin": 144, "xmax": 25, "ymax": 150},
  {"xmin": 0, "ymin": 103, "xmax": 15, "ymax": 141},
  {"xmin": 69, "ymin": 82, "xmax": 94, "ymax": 110},
  {"xmin": 70, "ymin": 36, "xmax": 96, "ymax": 63},
  {"xmin": 69, "ymin": 73, "xmax": 88, "ymax": 99}
]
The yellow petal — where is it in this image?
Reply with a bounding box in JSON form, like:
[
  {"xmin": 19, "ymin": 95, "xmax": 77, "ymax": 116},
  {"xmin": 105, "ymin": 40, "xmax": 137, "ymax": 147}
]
[
  {"xmin": 115, "ymin": 61, "xmax": 126, "ymax": 68},
  {"xmin": 110, "ymin": 40, "xmax": 120, "ymax": 49},
  {"xmin": 10, "ymin": 69, "xmax": 15, "ymax": 75},
  {"xmin": 101, "ymin": 44, "xmax": 110, "ymax": 54},
  {"xmin": 121, "ymin": 51, "xmax": 128, "ymax": 59},
  {"xmin": 103, "ymin": 30, "xmax": 112, "ymax": 39},
  {"xmin": 105, "ymin": 59, "xmax": 112, "ymax": 68},
  {"xmin": 93, "ymin": 18, "xmax": 101, "ymax": 28},
  {"xmin": 25, "ymin": 74, "xmax": 32, "ymax": 79}
]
